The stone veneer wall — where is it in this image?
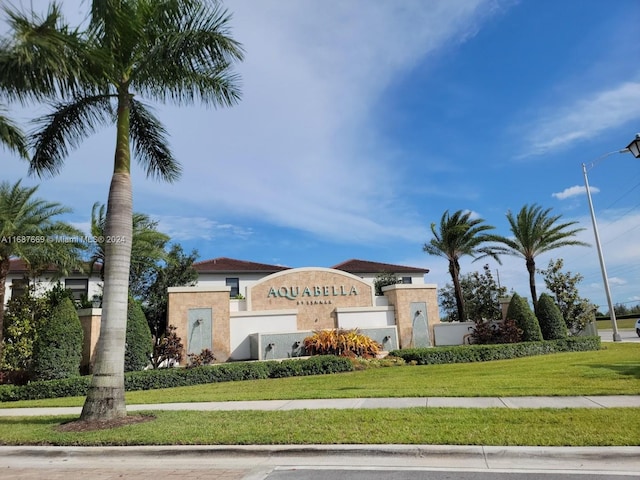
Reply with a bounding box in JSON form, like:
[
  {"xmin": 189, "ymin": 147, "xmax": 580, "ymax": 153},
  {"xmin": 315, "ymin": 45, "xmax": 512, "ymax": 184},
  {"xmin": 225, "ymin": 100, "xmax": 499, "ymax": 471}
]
[
  {"xmin": 167, "ymin": 286, "xmax": 231, "ymax": 363},
  {"xmin": 248, "ymin": 268, "xmax": 374, "ymax": 331},
  {"xmin": 381, "ymin": 284, "xmax": 440, "ymax": 348}
]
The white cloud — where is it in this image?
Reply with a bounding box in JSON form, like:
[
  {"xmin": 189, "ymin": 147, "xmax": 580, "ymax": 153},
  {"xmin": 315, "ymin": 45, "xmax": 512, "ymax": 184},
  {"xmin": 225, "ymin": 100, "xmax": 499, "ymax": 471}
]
[
  {"xmin": 134, "ymin": 0, "xmax": 506, "ymax": 243},
  {"xmin": 552, "ymin": 185, "xmax": 595, "ymax": 200},
  {"xmin": 155, "ymin": 216, "xmax": 253, "ymax": 242},
  {"xmin": 519, "ymin": 81, "xmax": 640, "ymax": 157}
]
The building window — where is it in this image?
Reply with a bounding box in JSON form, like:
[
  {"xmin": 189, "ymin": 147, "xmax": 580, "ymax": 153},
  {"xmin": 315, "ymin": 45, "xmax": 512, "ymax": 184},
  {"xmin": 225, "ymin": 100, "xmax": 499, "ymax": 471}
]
[
  {"xmin": 226, "ymin": 277, "xmax": 239, "ymax": 298},
  {"xmin": 401, "ymin": 277, "xmax": 412, "ymax": 285},
  {"xmin": 10, "ymin": 279, "xmax": 29, "ymax": 299},
  {"xmin": 65, "ymin": 278, "xmax": 89, "ymax": 304}
]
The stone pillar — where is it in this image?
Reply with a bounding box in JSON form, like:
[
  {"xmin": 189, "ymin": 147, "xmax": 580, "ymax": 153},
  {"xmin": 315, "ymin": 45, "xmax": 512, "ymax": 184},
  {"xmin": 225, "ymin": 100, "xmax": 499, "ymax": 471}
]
[
  {"xmin": 167, "ymin": 286, "xmax": 231, "ymax": 363},
  {"xmin": 382, "ymin": 284, "xmax": 440, "ymax": 348},
  {"xmin": 77, "ymin": 308, "xmax": 102, "ymax": 374},
  {"xmin": 499, "ymin": 296, "xmax": 512, "ymax": 321}
]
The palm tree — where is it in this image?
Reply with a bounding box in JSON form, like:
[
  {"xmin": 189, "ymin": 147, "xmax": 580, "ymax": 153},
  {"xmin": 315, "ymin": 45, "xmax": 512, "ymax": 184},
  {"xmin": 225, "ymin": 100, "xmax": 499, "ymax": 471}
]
[
  {"xmin": 0, "ymin": 0, "xmax": 243, "ymax": 421},
  {"xmin": 492, "ymin": 204, "xmax": 588, "ymax": 307},
  {"xmin": 423, "ymin": 210, "xmax": 502, "ymax": 322},
  {"xmin": 89, "ymin": 201, "xmax": 169, "ymax": 298},
  {"xmin": 0, "ymin": 180, "xmax": 85, "ymax": 359}
]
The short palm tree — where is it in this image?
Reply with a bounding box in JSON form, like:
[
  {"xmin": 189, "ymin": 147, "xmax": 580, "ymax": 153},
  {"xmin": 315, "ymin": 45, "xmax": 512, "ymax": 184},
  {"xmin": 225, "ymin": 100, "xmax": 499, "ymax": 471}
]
[
  {"xmin": 423, "ymin": 210, "xmax": 502, "ymax": 322},
  {"xmin": 492, "ymin": 204, "xmax": 588, "ymax": 307},
  {"xmin": 89, "ymin": 202, "xmax": 169, "ymax": 298},
  {"xmin": 0, "ymin": 0, "xmax": 243, "ymax": 421},
  {"xmin": 0, "ymin": 180, "xmax": 85, "ymax": 359}
]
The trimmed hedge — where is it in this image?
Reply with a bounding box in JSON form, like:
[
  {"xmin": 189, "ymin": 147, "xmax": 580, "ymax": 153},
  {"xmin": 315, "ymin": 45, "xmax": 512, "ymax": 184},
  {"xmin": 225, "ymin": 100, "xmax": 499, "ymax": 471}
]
[
  {"xmin": 535, "ymin": 293, "xmax": 568, "ymax": 340},
  {"xmin": 125, "ymin": 297, "xmax": 154, "ymax": 372},
  {"xmin": 507, "ymin": 293, "xmax": 543, "ymax": 342},
  {"xmin": 30, "ymin": 297, "xmax": 83, "ymax": 381},
  {"xmin": 389, "ymin": 336, "xmax": 601, "ymax": 365},
  {"xmin": 0, "ymin": 355, "xmax": 354, "ymax": 403}
]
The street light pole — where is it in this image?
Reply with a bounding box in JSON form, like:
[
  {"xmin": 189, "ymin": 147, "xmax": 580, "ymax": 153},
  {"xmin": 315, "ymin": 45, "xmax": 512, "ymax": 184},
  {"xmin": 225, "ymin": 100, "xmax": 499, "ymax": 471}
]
[
  {"xmin": 582, "ymin": 161, "xmax": 621, "ymax": 341},
  {"xmin": 582, "ymin": 134, "xmax": 640, "ymax": 342}
]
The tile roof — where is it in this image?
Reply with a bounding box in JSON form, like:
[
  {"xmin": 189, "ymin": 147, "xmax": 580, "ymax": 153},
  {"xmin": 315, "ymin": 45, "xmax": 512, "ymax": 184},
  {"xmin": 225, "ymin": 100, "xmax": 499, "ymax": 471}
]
[
  {"xmin": 332, "ymin": 259, "xmax": 429, "ymax": 274},
  {"xmin": 193, "ymin": 257, "xmax": 290, "ymax": 273},
  {"xmin": 8, "ymin": 258, "xmax": 101, "ymax": 274}
]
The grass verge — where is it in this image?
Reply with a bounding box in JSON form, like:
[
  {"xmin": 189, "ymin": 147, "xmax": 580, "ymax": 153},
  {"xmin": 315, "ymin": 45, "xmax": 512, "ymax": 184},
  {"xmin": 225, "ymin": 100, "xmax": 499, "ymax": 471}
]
[{"xmin": 0, "ymin": 408, "xmax": 638, "ymax": 446}]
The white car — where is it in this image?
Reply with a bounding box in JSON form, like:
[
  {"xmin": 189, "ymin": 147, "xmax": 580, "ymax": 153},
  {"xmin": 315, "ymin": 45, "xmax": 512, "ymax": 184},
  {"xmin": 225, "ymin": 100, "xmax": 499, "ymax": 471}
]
[{"xmin": 636, "ymin": 318, "xmax": 640, "ymax": 337}]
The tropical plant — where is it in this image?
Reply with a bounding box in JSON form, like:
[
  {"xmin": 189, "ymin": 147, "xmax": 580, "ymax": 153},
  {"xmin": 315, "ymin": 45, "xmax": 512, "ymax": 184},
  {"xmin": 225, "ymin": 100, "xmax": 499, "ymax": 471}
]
[
  {"xmin": 0, "ymin": 0, "xmax": 243, "ymax": 421},
  {"xmin": 423, "ymin": 210, "xmax": 502, "ymax": 322},
  {"xmin": 150, "ymin": 324, "xmax": 184, "ymax": 369},
  {"xmin": 505, "ymin": 293, "xmax": 543, "ymax": 342},
  {"xmin": 125, "ymin": 296, "xmax": 153, "ymax": 372},
  {"xmin": 373, "ymin": 271, "xmax": 401, "ymax": 296},
  {"xmin": 89, "ymin": 202, "xmax": 169, "ymax": 298},
  {"xmin": 303, "ymin": 329, "xmax": 381, "ymax": 359},
  {"xmin": 439, "ymin": 264, "xmax": 508, "ymax": 322},
  {"xmin": 469, "ymin": 319, "xmax": 522, "ymax": 344},
  {"xmin": 491, "ymin": 204, "xmax": 588, "ymax": 307},
  {"xmin": 187, "ymin": 348, "xmax": 216, "ymax": 368},
  {"xmin": 535, "ymin": 293, "xmax": 568, "ymax": 340},
  {"xmin": 0, "ymin": 180, "xmax": 85, "ymax": 359},
  {"xmin": 538, "ymin": 258, "xmax": 596, "ymax": 333},
  {"xmin": 30, "ymin": 295, "xmax": 83, "ymax": 381}
]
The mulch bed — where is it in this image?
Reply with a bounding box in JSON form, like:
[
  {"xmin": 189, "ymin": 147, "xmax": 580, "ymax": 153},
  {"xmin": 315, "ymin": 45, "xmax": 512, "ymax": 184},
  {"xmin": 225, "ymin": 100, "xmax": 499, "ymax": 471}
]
[{"xmin": 56, "ymin": 414, "xmax": 156, "ymax": 432}]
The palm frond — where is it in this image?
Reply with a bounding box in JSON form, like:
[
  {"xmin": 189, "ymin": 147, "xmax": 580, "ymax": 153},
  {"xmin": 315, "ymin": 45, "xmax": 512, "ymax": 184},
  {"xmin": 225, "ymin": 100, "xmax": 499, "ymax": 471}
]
[
  {"xmin": 29, "ymin": 95, "xmax": 114, "ymax": 178},
  {"xmin": 129, "ymin": 99, "xmax": 181, "ymax": 182},
  {"xmin": 0, "ymin": 2, "xmax": 96, "ymax": 101},
  {"xmin": 131, "ymin": 0, "xmax": 244, "ymax": 107},
  {"xmin": 0, "ymin": 113, "xmax": 28, "ymax": 158}
]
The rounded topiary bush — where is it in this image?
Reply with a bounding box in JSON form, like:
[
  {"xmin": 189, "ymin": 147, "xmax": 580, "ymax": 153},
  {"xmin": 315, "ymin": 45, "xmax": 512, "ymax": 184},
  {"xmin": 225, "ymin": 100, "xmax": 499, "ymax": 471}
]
[
  {"xmin": 535, "ymin": 293, "xmax": 568, "ymax": 340},
  {"xmin": 506, "ymin": 293, "xmax": 543, "ymax": 342},
  {"xmin": 125, "ymin": 297, "xmax": 153, "ymax": 372},
  {"xmin": 31, "ymin": 296, "xmax": 83, "ymax": 381}
]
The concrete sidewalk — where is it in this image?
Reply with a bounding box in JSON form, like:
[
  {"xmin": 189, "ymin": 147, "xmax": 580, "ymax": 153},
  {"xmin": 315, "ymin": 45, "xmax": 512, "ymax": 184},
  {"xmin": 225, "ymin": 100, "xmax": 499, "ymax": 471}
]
[{"xmin": 1, "ymin": 395, "xmax": 639, "ymax": 416}]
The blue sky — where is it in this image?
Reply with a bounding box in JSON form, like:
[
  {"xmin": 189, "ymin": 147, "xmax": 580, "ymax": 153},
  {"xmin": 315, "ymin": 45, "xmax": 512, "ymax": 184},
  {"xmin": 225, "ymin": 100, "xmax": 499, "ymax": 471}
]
[{"xmin": 2, "ymin": 0, "xmax": 640, "ymax": 313}]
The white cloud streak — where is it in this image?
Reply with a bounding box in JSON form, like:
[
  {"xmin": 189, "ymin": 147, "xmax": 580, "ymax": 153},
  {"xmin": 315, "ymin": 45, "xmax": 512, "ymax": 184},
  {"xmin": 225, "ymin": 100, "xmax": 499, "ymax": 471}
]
[{"xmin": 519, "ymin": 81, "xmax": 640, "ymax": 158}]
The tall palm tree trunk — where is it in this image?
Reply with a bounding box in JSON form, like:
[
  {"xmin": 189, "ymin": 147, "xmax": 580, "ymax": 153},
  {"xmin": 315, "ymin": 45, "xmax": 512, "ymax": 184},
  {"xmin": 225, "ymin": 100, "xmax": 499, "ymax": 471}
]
[
  {"xmin": 450, "ymin": 260, "xmax": 466, "ymax": 321},
  {"xmin": 0, "ymin": 256, "xmax": 10, "ymax": 360},
  {"xmin": 81, "ymin": 92, "xmax": 133, "ymax": 421},
  {"xmin": 527, "ymin": 258, "xmax": 538, "ymax": 307}
]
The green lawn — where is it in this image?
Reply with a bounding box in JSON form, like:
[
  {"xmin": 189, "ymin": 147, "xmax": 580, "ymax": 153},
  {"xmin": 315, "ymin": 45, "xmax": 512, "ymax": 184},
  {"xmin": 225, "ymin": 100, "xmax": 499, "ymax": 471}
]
[
  {"xmin": 5, "ymin": 343, "xmax": 639, "ymax": 408},
  {"xmin": 1, "ymin": 408, "xmax": 638, "ymax": 446},
  {"xmin": 596, "ymin": 318, "xmax": 637, "ymax": 330},
  {"xmin": 0, "ymin": 343, "xmax": 638, "ymax": 446}
]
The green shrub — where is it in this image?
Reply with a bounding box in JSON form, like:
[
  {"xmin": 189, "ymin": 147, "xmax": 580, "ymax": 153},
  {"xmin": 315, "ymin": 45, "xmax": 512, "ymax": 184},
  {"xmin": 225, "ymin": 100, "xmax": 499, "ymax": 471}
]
[
  {"xmin": 30, "ymin": 297, "xmax": 83, "ymax": 381},
  {"xmin": 389, "ymin": 336, "xmax": 600, "ymax": 365},
  {"xmin": 1, "ymin": 290, "xmax": 49, "ymax": 373},
  {"xmin": 470, "ymin": 319, "xmax": 522, "ymax": 344},
  {"xmin": 187, "ymin": 348, "xmax": 216, "ymax": 368},
  {"xmin": 507, "ymin": 293, "xmax": 543, "ymax": 342},
  {"xmin": 535, "ymin": 293, "xmax": 568, "ymax": 340},
  {"xmin": 125, "ymin": 297, "xmax": 153, "ymax": 372},
  {"xmin": 0, "ymin": 355, "xmax": 355, "ymax": 402}
]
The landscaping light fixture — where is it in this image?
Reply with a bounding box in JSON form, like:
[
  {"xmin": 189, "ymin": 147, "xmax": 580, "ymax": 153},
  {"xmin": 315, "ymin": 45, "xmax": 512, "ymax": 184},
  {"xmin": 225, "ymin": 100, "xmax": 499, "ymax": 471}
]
[{"xmin": 582, "ymin": 134, "xmax": 639, "ymax": 342}]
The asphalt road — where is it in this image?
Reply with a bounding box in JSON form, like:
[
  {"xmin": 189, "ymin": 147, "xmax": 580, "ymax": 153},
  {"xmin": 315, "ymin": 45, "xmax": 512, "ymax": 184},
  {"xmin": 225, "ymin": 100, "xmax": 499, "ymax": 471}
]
[
  {"xmin": 598, "ymin": 329, "xmax": 640, "ymax": 343},
  {"xmin": 2, "ymin": 445, "xmax": 640, "ymax": 480}
]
